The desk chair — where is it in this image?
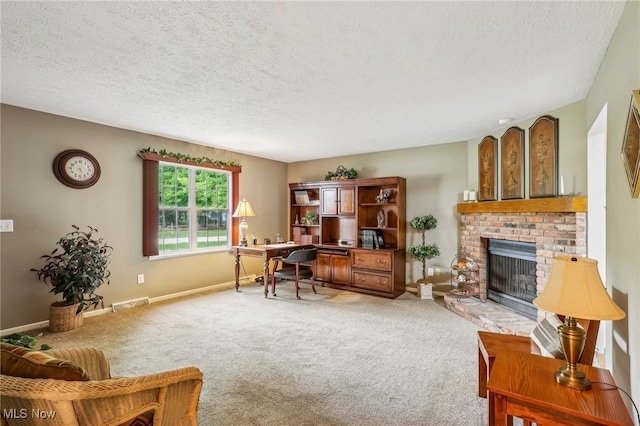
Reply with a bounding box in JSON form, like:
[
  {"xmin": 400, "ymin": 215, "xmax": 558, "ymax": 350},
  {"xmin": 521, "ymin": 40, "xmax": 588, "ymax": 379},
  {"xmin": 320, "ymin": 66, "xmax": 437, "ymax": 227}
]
[
  {"xmin": 271, "ymin": 248, "xmax": 318, "ymax": 299},
  {"xmin": 478, "ymin": 316, "xmax": 600, "ymax": 398}
]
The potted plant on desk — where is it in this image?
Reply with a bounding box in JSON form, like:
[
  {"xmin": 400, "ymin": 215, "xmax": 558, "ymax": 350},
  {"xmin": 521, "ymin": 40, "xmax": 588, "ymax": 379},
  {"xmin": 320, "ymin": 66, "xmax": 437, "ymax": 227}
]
[{"xmin": 31, "ymin": 225, "xmax": 113, "ymax": 332}]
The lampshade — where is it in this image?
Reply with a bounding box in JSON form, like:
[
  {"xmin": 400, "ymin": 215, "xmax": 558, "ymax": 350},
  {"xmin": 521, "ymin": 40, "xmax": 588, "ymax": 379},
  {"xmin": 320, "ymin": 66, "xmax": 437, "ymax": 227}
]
[
  {"xmin": 232, "ymin": 199, "xmax": 256, "ymax": 218},
  {"xmin": 533, "ymin": 256, "xmax": 625, "ymax": 321}
]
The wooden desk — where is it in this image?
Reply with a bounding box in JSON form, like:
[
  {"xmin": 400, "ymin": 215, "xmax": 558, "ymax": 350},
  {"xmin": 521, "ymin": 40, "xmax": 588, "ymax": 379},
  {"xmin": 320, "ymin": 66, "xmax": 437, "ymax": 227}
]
[
  {"xmin": 487, "ymin": 350, "xmax": 633, "ymax": 426},
  {"xmin": 233, "ymin": 243, "xmax": 312, "ymax": 297}
]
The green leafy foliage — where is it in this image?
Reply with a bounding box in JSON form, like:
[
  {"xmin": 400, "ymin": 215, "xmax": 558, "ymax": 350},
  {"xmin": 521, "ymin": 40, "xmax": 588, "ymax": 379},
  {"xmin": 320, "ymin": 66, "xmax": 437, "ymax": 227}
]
[
  {"xmin": 1, "ymin": 333, "xmax": 51, "ymax": 350},
  {"xmin": 408, "ymin": 215, "xmax": 440, "ymax": 283},
  {"xmin": 31, "ymin": 225, "xmax": 113, "ymax": 314},
  {"xmin": 409, "ymin": 215, "xmax": 437, "ymax": 232},
  {"xmin": 407, "ymin": 244, "xmax": 440, "ymax": 261},
  {"xmin": 302, "ymin": 211, "xmax": 318, "ymax": 225},
  {"xmin": 159, "ymin": 164, "xmax": 228, "ymax": 209},
  {"xmin": 324, "ymin": 165, "xmax": 358, "ymax": 181},
  {"xmin": 138, "ymin": 147, "xmax": 241, "ymax": 168}
]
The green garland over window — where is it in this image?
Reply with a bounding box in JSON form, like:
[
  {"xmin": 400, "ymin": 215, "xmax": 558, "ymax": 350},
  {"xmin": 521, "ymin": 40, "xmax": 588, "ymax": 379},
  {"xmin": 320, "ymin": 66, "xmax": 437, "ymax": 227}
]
[{"xmin": 138, "ymin": 147, "xmax": 241, "ymax": 168}]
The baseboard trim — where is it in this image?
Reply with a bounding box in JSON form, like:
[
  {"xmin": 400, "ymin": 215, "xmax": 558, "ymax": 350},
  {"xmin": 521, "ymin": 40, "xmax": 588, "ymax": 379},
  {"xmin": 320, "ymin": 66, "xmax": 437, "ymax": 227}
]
[
  {"xmin": 150, "ymin": 274, "xmax": 257, "ymax": 303},
  {"xmin": 0, "ymin": 275, "xmax": 257, "ymax": 336}
]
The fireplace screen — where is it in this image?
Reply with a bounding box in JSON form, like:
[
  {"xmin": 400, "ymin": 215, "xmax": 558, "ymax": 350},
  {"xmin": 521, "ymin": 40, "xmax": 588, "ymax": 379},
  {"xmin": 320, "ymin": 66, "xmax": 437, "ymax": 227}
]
[{"xmin": 487, "ymin": 240, "xmax": 537, "ymax": 319}]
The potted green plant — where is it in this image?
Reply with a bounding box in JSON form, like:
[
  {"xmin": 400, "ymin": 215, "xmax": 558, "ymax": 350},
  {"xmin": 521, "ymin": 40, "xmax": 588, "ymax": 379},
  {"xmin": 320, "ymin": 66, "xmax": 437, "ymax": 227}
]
[
  {"xmin": 324, "ymin": 165, "xmax": 358, "ymax": 181},
  {"xmin": 301, "ymin": 211, "xmax": 318, "ymax": 225},
  {"xmin": 31, "ymin": 225, "xmax": 113, "ymax": 332},
  {"xmin": 407, "ymin": 215, "xmax": 440, "ymax": 284}
]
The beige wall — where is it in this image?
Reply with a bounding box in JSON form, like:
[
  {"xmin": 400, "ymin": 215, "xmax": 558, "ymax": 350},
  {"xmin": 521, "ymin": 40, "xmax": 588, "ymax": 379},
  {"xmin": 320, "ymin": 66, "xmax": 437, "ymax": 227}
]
[
  {"xmin": 0, "ymin": 105, "xmax": 288, "ymax": 329},
  {"xmin": 586, "ymin": 0, "xmax": 640, "ymax": 412},
  {"xmin": 288, "ymin": 142, "xmax": 468, "ymax": 285}
]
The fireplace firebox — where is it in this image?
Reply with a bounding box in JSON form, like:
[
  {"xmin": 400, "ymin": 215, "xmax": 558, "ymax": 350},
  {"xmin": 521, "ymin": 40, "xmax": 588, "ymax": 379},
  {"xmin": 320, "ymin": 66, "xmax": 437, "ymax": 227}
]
[{"xmin": 487, "ymin": 239, "xmax": 537, "ymax": 319}]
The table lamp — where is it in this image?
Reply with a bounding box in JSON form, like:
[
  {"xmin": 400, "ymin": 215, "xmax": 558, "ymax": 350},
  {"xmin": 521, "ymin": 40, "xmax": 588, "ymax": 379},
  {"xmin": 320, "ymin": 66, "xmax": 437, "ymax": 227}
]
[
  {"xmin": 533, "ymin": 256, "xmax": 625, "ymax": 390},
  {"xmin": 232, "ymin": 198, "xmax": 256, "ymax": 246}
]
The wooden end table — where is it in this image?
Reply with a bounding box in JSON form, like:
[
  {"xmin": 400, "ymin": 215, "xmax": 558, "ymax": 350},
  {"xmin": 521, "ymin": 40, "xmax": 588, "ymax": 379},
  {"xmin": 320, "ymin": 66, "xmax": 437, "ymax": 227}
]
[{"xmin": 487, "ymin": 350, "xmax": 633, "ymax": 426}]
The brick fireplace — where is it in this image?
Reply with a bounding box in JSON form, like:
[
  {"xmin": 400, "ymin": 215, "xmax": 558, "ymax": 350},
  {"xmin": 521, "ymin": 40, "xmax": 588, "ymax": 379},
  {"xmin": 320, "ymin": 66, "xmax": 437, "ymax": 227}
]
[{"xmin": 457, "ymin": 197, "xmax": 587, "ymax": 319}]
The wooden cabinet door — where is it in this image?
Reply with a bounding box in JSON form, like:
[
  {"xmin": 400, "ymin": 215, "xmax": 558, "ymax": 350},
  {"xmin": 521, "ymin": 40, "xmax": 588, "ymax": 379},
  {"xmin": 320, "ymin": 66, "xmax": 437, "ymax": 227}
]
[
  {"xmin": 316, "ymin": 251, "xmax": 351, "ymax": 285},
  {"xmin": 321, "ymin": 187, "xmax": 355, "ymax": 216},
  {"xmin": 331, "ymin": 254, "xmax": 351, "ymax": 285},
  {"xmin": 321, "ymin": 188, "xmax": 338, "ymax": 215},
  {"xmin": 338, "ymin": 187, "xmax": 355, "ymax": 215},
  {"xmin": 315, "ymin": 252, "xmax": 332, "ymax": 282}
]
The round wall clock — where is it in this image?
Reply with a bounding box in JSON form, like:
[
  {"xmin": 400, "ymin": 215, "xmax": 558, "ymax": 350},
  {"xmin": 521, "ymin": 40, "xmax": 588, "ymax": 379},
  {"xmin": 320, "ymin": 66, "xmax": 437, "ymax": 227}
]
[{"xmin": 52, "ymin": 149, "xmax": 101, "ymax": 189}]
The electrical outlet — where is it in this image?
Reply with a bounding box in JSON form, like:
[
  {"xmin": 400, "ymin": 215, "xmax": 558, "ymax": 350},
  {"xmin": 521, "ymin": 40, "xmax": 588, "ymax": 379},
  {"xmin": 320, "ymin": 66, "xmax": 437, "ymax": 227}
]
[
  {"xmin": 427, "ymin": 267, "xmax": 434, "ymax": 276},
  {"xmin": 137, "ymin": 274, "xmax": 145, "ymax": 284},
  {"xmin": 0, "ymin": 219, "xmax": 14, "ymax": 233}
]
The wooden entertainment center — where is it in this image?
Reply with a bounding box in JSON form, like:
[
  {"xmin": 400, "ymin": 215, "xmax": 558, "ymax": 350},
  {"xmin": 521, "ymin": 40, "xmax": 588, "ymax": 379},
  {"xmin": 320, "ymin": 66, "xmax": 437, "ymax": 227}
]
[{"xmin": 289, "ymin": 176, "xmax": 406, "ymax": 298}]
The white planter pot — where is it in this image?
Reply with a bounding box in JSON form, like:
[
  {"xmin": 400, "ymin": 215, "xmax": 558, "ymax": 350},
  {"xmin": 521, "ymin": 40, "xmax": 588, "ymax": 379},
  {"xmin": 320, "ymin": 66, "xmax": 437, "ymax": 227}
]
[{"xmin": 418, "ymin": 283, "xmax": 433, "ymax": 300}]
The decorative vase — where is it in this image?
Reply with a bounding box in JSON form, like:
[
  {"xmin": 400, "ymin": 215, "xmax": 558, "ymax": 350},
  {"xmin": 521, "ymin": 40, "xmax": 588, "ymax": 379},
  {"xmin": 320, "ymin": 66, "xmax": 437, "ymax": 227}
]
[{"xmin": 49, "ymin": 302, "xmax": 83, "ymax": 332}]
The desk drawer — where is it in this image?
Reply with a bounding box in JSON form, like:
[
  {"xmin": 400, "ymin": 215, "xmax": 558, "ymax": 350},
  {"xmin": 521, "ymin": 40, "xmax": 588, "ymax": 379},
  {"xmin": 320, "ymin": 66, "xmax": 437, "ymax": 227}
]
[{"xmin": 351, "ymin": 249, "xmax": 392, "ymax": 272}]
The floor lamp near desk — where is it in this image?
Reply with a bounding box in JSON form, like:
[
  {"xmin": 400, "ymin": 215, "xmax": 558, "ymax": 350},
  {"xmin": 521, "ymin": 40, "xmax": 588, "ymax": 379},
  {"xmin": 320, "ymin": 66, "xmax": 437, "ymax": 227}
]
[
  {"xmin": 233, "ymin": 198, "xmax": 256, "ymax": 247},
  {"xmin": 533, "ymin": 256, "xmax": 625, "ymax": 390}
]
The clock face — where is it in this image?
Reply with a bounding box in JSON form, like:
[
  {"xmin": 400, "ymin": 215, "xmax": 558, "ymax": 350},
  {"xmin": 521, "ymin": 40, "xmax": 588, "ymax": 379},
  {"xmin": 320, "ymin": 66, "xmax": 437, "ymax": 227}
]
[
  {"xmin": 65, "ymin": 156, "xmax": 96, "ymax": 181},
  {"xmin": 53, "ymin": 150, "xmax": 101, "ymax": 188}
]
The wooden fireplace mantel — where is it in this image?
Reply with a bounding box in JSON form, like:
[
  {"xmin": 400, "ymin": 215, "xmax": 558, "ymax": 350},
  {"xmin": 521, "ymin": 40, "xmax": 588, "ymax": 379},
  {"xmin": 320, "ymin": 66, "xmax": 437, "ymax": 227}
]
[{"xmin": 456, "ymin": 197, "xmax": 587, "ymax": 214}]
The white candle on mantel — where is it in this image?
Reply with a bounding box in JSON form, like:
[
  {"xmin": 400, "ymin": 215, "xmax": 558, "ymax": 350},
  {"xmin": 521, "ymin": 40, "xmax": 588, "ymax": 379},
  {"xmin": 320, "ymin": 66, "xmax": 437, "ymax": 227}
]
[
  {"xmin": 469, "ymin": 190, "xmax": 477, "ymax": 202},
  {"xmin": 560, "ymin": 176, "xmax": 565, "ymax": 195},
  {"xmin": 463, "ymin": 190, "xmax": 469, "ymax": 201}
]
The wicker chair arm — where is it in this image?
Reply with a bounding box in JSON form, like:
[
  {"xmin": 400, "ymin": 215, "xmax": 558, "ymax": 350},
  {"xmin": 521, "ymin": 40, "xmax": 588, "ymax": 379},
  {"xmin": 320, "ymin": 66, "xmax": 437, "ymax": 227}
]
[
  {"xmin": 1, "ymin": 367, "xmax": 203, "ymax": 426},
  {"xmin": 46, "ymin": 347, "xmax": 111, "ymax": 380}
]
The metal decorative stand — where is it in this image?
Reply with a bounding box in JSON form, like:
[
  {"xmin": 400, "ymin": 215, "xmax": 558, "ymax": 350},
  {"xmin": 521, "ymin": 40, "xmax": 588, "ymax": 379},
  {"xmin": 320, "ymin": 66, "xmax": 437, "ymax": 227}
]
[{"xmin": 448, "ymin": 252, "xmax": 486, "ymax": 302}]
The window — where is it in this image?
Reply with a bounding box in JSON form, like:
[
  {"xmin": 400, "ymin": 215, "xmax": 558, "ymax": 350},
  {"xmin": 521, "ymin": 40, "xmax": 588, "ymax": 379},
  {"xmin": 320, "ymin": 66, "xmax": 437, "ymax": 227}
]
[
  {"xmin": 141, "ymin": 153, "xmax": 241, "ymax": 257},
  {"xmin": 157, "ymin": 163, "xmax": 231, "ymax": 254}
]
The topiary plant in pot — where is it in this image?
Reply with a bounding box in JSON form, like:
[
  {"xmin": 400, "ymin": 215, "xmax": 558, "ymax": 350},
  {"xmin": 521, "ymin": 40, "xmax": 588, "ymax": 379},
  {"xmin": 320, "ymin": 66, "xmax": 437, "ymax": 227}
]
[
  {"xmin": 31, "ymin": 225, "xmax": 113, "ymax": 331},
  {"xmin": 407, "ymin": 215, "xmax": 440, "ymax": 284}
]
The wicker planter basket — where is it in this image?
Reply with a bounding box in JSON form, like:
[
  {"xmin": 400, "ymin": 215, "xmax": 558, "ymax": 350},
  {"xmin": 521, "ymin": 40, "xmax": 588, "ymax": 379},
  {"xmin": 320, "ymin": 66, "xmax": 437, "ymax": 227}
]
[{"xmin": 49, "ymin": 302, "xmax": 83, "ymax": 332}]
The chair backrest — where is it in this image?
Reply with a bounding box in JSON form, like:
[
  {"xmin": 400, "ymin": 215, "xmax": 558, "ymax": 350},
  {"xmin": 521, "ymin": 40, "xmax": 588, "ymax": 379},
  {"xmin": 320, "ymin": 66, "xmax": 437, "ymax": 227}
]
[{"xmin": 284, "ymin": 248, "xmax": 318, "ymax": 264}]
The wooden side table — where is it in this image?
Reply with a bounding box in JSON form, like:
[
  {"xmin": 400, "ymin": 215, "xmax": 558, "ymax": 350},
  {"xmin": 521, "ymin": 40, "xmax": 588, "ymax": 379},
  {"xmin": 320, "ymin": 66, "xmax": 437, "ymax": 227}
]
[
  {"xmin": 478, "ymin": 331, "xmax": 541, "ymax": 397},
  {"xmin": 487, "ymin": 350, "xmax": 633, "ymax": 426}
]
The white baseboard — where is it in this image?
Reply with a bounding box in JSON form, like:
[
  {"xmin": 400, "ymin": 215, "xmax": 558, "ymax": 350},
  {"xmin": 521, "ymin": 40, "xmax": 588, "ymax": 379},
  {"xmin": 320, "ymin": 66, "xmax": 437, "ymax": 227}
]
[{"xmin": 0, "ymin": 275, "xmax": 258, "ymax": 337}]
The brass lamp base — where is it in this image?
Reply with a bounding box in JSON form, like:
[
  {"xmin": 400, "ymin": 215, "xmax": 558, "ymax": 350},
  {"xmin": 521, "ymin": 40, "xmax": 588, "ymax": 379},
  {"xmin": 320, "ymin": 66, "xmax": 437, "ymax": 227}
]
[
  {"xmin": 556, "ymin": 316, "xmax": 591, "ymax": 391},
  {"xmin": 555, "ymin": 365, "xmax": 592, "ymax": 390}
]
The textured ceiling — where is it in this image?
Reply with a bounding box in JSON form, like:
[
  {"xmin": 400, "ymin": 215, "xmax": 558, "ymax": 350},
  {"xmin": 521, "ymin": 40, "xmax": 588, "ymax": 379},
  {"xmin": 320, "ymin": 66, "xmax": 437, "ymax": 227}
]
[{"xmin": 1, "ymin": 1, "xmax": 626, "ymax": 163}]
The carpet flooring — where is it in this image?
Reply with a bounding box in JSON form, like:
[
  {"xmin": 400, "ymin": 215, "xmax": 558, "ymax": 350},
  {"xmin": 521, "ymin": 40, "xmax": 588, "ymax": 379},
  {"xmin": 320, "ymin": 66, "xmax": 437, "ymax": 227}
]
[{"xmin": 36, "ymin": 283, "xmax": 488, "ymax": 425}]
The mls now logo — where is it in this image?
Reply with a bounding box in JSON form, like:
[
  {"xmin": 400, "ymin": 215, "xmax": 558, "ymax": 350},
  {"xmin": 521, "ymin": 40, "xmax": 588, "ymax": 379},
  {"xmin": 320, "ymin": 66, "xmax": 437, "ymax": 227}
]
[
  {"xmin": 3, "ymin": 408, "xmax": 56, "ymax": 419},
  {"xmin": 2, "ymin": 409, "xmax": 27, "ymax": 419}
]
